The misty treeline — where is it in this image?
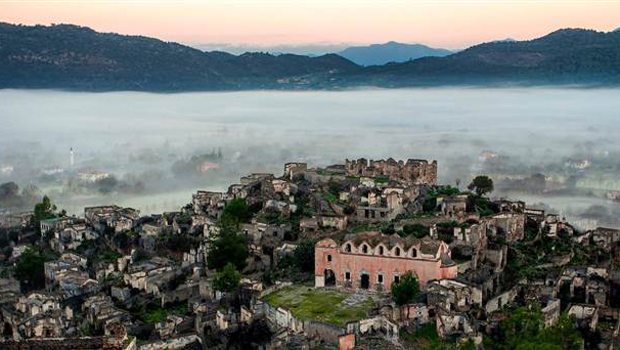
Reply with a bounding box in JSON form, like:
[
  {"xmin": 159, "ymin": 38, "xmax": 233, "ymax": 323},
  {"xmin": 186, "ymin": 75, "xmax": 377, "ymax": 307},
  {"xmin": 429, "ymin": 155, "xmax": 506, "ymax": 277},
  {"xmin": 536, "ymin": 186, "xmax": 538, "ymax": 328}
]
[
  {"xmin": 2, "ymin": 88, "xmax": 620, "ymax": 223},
  {"xmin": 0, "ymin": 182, "xmax": 41, "ymax": 210}
]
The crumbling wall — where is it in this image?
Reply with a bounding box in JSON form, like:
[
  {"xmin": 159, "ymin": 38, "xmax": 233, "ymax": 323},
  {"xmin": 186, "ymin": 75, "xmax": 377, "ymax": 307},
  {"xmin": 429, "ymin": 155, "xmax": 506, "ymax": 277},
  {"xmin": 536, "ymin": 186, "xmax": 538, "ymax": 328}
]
[{"xmin": 345, "ymin": 158, "xmax": 437, "ymax": 186}]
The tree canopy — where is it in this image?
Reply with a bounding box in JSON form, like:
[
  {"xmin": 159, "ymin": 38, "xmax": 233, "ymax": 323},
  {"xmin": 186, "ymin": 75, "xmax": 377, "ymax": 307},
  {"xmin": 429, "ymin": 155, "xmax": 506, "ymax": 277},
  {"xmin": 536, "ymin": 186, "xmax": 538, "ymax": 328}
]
[
  {"xmin": 468, "ymin": 175, "xmax": 494, "ymax": 196},
  {"xmin": 33, "ymin": 195, "xmax": 57, "ymax": 223},
  {"xmin": 221, "ymin": 198, "xmax": 253, "ymax": 226},
  {"xmin": 293, "ymin": 240, "xmax": 315, "ymax": 273},
  {"xmin": 207, "ymin": 228, "xmax": 249, "ymax": 271},
  {"xmin": 213, "ymin": 263, "xmax": 241, "ymax": 293},
  {"xmin": 485, "ymin": 305, "xmax": 583, "ymax": 350},
  {"xmin": 14, "ymin": 247, "xmax": 49, "ymax": 291},
  {"xmin": 391, "ymin": 272, "xmax": 420, "ymax": 306},
  {"xmin": 401, "ymin": 224, "xmax": 429, "ymax": 238}
]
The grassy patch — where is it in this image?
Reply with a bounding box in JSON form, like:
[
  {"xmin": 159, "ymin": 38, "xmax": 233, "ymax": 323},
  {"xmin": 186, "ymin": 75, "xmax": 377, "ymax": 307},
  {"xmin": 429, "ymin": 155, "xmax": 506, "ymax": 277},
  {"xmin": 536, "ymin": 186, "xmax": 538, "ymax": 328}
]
[
  {"xmin": 321, "ymin": 191, "xmax": 338, "ymax": 204},
  {"xmin": 374, "ymin": 176, "xmax": 390, "ymax": 184},
  {"xmin": 136, "ymin": 302, "xmax": 187, "ymax": 324},
  {"xmin": 262, "ymin": 285, "xmax": 373, "ymax": 327}
]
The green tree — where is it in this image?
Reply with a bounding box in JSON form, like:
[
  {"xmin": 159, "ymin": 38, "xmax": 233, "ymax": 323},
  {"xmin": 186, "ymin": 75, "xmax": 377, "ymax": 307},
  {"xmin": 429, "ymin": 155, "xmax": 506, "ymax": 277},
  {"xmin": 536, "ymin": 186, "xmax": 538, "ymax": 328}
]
[
  {"xmin": 486, "ymin": 305, "xmax": 583, "ymax": 350},
  {"xmin": 500, "ymin": 305, "xmax": 544, "ymax": 348},
  {"xmin": 391, "ymin": 272, "xmax": 420, "ymax": 306},
  {"xmin": 14, "ymin": 247, "xmax": 48, "ymax": 291},
  {"xmin": 213, "ymin": 263, "xmax": 241, "ymax": 293},
  {"xmin": 221, "ymin": 198, "xmax": 252, "ymax": 224},
  {"xmin": 207, "ymin": 229, "xmax": 249, "ymax": 271},
  {"xmin": 293, "ymin": 240, "xmax": 315, "ymax": 273},
  {"xmin": 468, "ymin": 175, "xmax": 494, "ymax": 196},
  {"xmin": 34, "ymin": 195, "xmax": 57, "ymax": 221},
  {"xmin": 540, "ymin": 313, "xmax": 583, "ymax": 350}
]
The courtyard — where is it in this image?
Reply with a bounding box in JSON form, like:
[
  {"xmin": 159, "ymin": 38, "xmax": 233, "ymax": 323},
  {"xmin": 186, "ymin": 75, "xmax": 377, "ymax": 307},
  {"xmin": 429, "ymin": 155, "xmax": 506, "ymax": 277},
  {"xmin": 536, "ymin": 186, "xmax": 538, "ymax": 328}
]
[{"xmin": 262, "ymin": 284, "xmax": 376, "ymax": 327}]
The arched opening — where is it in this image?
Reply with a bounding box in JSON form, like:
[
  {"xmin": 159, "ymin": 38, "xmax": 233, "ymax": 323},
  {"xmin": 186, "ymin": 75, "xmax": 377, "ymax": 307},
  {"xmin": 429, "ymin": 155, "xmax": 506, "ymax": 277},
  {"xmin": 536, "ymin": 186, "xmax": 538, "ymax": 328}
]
[
  {"xmin": 395, "ymin": 247, "xmax": 401, "ymax": 256},
  {"xmin": 324, "ymin": 269, "xmax": 336, "ymax": 286},
  {"xmin": 345, "ymin": 243, "xmax": 352, "ymax": 252},
  {"xmin": 362, "ymin": 244, "xmax": 368, "ymax": 254},
  {"xmin": 360, "ymin": 273, "xmax": 370, "ymax": 289},
  {"xmin": 378, "ymin": 246, "xmax": 384, "ymax": 255},
  {"xmin": 411, "ymin": 248, "xmax": 417, "ymax": 258},
  {"xmin": 327, "ymin": 254, "xmax": 332, "ymax": 262}
]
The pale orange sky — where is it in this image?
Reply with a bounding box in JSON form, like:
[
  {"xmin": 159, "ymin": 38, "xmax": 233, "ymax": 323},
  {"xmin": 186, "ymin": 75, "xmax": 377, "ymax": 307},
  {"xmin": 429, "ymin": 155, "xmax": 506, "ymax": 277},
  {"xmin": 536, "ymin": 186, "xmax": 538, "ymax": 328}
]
[{"xmin": 1, "ymin": 0, "xmax": 619, "ymax": 49}]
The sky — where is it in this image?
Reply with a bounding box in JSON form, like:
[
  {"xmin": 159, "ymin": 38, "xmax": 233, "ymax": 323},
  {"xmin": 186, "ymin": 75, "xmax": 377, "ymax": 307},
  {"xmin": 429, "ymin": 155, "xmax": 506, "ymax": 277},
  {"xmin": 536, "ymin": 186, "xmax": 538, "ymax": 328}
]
[{"xmin": 1, "ymin": 0, "xmax": 619, "ymax": 49}]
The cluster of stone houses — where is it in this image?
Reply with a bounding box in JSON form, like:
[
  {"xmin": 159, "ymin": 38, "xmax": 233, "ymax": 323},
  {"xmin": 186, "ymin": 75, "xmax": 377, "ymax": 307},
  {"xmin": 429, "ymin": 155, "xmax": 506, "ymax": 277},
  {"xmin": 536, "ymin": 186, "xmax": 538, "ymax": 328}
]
[{"xmin": 0, "ymin": 157, "xmax": 619, "ymax": 349}]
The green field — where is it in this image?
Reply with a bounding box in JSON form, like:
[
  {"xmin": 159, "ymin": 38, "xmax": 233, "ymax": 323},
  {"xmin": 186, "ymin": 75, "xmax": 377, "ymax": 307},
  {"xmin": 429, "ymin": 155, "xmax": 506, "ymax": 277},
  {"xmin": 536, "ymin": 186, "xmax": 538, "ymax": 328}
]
[{"xmin": 262, "ymin": 285, "xmax": 374, "ymax": 327}]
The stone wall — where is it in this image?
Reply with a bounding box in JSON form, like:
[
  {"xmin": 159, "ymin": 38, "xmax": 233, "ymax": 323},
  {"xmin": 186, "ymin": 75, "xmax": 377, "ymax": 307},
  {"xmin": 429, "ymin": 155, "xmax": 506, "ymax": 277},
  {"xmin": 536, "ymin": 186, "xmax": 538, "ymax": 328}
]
[
  {"xmin": 484, "ymin": 287, "xmax": 518, "ymax": 314},
  {"xmin": 345, "ymin": 158, "xmax": 437, "ymax": 186}
]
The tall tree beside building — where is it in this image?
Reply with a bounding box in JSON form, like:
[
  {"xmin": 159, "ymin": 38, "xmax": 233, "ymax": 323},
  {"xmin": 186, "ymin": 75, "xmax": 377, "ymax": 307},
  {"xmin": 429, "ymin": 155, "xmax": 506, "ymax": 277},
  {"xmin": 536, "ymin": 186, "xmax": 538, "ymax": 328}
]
[
  {"xmin": 14, "ymin": 247, "xmax": 48, "ymax": 291},
  {"xmin": 293, "ymin": 240, "xmax": 316, "ymax": 273},
  {"xmin": 391, "ymin": 272, "xmax": 420, "ymax": 306},
  {"xmin": 33, "ymin": 195, "xmax": 57, "ymax": 222},
  {"xmin": 207, "ymin": 229, "xmax": 249, "ymax": 271},
  {"xmin": 468, "ymin": 175, "xmax": 494, "ymax": 196}
]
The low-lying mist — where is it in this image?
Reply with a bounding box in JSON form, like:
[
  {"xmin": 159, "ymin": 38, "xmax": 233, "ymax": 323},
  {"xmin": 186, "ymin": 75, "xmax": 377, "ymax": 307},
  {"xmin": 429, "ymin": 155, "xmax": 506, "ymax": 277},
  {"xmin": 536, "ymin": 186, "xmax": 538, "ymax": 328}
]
[{"xmin": 1, "ymin": 87, "xmax": 620, "ymax": 229}]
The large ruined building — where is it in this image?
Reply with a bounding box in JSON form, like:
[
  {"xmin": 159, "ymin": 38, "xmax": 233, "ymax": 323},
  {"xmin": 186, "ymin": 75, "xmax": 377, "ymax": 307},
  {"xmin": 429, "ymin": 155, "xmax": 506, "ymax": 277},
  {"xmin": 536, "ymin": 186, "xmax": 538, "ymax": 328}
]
[
  {"xmin": 345, "ymin": 158, "xmax": 438, "ymax": 186},
  {"xmin": 315, "ymin": 232, "xmax": 457, "ymax": 291}
]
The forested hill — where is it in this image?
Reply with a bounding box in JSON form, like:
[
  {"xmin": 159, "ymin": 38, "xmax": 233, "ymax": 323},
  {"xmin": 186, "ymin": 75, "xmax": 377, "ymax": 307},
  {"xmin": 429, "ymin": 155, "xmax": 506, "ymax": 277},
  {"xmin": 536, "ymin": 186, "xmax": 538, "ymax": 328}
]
[
  {"xmin": 357, "ymin": 29, "xmax": 620, "ymax": 86},
  {"xmin": 0, "ymin": 23, "xmax": 360, "ymax": 90},
  {"xmin": 1, "ymin": 23, "xmax": 619, "ymax": 91}
]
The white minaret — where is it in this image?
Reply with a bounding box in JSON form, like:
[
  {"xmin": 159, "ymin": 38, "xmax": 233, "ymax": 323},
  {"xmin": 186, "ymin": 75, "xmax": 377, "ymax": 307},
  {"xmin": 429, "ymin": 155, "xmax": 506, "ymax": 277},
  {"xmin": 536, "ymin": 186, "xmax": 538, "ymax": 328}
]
[{"xmin": 70, "ymin": 147, "xmax": 75, "ymax": 168}]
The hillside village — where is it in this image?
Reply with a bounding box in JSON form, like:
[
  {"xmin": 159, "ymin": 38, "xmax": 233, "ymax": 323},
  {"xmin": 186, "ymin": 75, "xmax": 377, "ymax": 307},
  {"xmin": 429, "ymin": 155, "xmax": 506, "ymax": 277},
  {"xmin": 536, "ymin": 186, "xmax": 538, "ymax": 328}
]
[{"xmin": 0, "ymin": 157, "xmax": 619, "ymax": 349}]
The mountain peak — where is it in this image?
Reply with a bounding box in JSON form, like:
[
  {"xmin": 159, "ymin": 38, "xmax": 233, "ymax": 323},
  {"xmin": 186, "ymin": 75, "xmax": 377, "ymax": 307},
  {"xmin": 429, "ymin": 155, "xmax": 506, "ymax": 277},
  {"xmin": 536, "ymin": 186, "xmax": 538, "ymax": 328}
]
[
  {"xmin": 338, "ymin": 42, "xmax": 452, "ymax": 66},
  {"xmin": 543, "ymin": 28, "xmax": 600, "ymax": 38}
]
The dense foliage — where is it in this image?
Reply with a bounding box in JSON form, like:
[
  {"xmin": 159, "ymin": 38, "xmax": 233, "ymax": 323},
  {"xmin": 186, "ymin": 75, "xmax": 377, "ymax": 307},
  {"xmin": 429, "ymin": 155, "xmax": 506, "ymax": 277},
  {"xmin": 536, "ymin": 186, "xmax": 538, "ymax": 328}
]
[
  {"xmin": 207, "ymin": 228, "xmax": 249, "ymax": 271},
  {"xmin": 2, "ymin": 24, "xmax": 620, "ymax": 91},
  {"xmin": 213, "ymin": 263, "xmax": 242, "ymax": 293},
  {"xmin": 0, "ymin": 23, "xmax": 358, "ymax": 91},
  {"xmin": 293, "ymin": 240, "xmax": 316, "ymax": 273},
  {"xmin": 401, "ymin": 223, "xmax": 429, "ymax": 238},
  {"xmin": 33, "ymin": 195, "xmax": 57, "ymax": 222},
  {"xmin": 468, "ymin": 175, "xmax": 494, "ymax": 196},
  {"xmin": 391, "ymin": 272, "xmax": 420, "ymax": 306},
  {"xmin": 485, "ymin": 305, "xmax": 583, "ymax": 350},
  {"xmin": 14, "ymin": 247, "xmax": 52, "ymax": 291},
  {"xmin": 221, "ymin": 198, "xmax": 253, "ymax": 224}
]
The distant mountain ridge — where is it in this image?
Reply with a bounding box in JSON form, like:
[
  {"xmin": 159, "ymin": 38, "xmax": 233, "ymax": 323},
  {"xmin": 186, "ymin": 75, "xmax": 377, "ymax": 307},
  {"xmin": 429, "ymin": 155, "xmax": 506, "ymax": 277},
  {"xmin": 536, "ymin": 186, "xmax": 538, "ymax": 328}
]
[
  {"xmin": 0, "ymin": 23, "xmax": 359, "ymax": 90},
  {"xmin": 337, "ymin": 41, "xmax": 452, "ymax": 66},
  {"xmin": 1, "ymin": 23, "xmax": 619, "ymax": 90},
  {"xmin": 356, "ymin": 28, "xmax": 620, "ymax": 86}
]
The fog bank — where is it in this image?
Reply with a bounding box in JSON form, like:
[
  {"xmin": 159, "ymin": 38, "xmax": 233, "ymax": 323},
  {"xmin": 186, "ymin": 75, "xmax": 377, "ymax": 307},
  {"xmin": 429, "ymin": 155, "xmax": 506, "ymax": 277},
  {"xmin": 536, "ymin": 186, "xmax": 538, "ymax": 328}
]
[{"xmin": 1, "ymin": 88, "xmax": 619, "ymax": 229}]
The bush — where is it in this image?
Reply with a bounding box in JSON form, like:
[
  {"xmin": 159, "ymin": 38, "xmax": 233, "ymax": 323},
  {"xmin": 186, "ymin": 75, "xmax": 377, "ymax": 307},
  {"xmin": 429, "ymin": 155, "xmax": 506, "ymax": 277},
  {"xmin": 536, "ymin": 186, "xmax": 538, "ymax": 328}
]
[
  {"xmin": 391, "ymin": 272, "xmax": 420, "ymax": 306},
  {"xmin": 213, "ymin": 263, "xmax": 241, "ymax": 293}
]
